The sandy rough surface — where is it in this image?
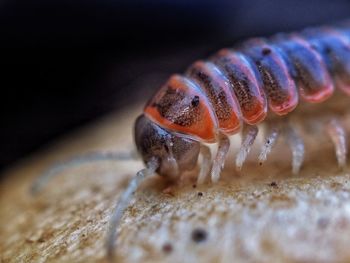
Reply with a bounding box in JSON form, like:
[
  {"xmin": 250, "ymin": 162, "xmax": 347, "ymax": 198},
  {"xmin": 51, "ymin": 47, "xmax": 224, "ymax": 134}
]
[{"xmin": 1, "ymin": 105, "xmax": 350, "ymax": 263}]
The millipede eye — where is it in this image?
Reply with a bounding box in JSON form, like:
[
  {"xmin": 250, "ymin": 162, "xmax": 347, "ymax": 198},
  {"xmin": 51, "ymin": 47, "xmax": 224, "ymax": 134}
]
[{"xmin": 191, "ymin": 96, "xmax": 200, "ymax": 107}]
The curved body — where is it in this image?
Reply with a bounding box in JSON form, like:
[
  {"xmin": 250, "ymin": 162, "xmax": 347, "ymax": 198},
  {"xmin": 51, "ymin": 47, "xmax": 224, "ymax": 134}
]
[
  {"xmin": 128, "ymin": 21, "xmax": 350, "ymax": 261},
  {"xmin": 144, "ymin": 24, "xmax": 350, "ymax": 143},
  {"xmin": 30, "ymin": 21, "xmax": 350, "ymax": 261}
]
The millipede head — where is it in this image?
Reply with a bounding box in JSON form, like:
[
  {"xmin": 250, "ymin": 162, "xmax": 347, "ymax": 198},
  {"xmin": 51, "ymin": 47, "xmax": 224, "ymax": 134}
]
[{"xmin": 134, "ymin": 114, "xmax": 201, "ymax": 178}]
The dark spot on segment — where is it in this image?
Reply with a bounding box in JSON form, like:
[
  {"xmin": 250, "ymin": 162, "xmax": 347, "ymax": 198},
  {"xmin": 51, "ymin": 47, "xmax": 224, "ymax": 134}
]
[
  {"xmin": 197, "ymin": 192, "xmax": 203, "ymax": 197},
  {"xmin": 162, "ymin": 242, "xmax": 173, "ymax": 254},
  {"xmin": 191, "ymin": 228, "xmax": 208, "ymax": 243},
  {"xmin": 192, "ymin": 184, "xmax": 197, "ymax": 188},
  {"xmin": 262, "ymin": 47, "xmax": 271, "ymax": 55},
  {"xmin": 191, "ymin": 96, "xmax": 200, "ymax": 107}
]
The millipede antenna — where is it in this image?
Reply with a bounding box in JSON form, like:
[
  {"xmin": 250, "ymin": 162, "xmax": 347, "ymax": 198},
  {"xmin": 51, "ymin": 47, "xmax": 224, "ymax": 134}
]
[
  {"xmin": 106, "ymin": 158, "xmax": 159, "ymax": 262},
  {"xmin": 30, "ymin": 151, "xmax": 137, "ymax": 195}
]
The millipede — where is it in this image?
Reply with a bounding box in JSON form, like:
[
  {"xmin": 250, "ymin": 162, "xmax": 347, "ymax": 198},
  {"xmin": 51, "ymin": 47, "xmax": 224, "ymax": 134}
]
[{"xmin": 31, "ymin": 20, "xmax": 350, "ymax": 261}]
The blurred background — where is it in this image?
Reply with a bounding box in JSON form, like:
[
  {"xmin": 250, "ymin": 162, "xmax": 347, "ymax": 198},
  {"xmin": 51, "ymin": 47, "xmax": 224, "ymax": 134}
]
[{"xmin": 1, "ymin": 0, "xmax": 349, "ymax": 172}]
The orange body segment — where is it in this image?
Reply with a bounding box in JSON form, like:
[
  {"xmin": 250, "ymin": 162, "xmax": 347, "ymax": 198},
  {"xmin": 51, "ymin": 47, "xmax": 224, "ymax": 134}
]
[
  {"xmin": 144, "ymin": 74, "xmax": 217, "ymax": 142},
  {"xmin": 186, "ymin": 61, "xmax": 241, "ymax": 135}
]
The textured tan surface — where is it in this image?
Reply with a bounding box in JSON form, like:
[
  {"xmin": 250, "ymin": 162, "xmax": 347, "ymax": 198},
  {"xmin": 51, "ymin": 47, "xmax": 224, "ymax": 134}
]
[{"xmin": 1, "ymin": 102, "xmax": 350, "ymax": 263}]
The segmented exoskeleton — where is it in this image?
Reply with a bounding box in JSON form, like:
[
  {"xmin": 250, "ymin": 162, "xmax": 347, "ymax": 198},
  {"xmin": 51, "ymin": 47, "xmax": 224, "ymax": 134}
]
[{"xmin": 32, "ymin": 21, "xmax": 350, "ymax": 261}]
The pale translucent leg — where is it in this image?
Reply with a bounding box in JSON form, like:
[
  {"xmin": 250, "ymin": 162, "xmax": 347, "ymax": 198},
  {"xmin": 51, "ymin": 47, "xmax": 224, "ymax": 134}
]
[
  {"xmin": 106, "ymin": 158, "xmax": 158, "ymax": 262},
  {"xmin": 285, "ymin": 125, "xmax": 305, "ymax": 175},
  {"xmin": 31, "ymin": 151, "xmax": 136, "ymax": 195},
  {"xmin": 236, "ymin": 125, "xmax": 259, "ymax": 171},
  {"xmin": 258, "ymin": 127, "xmax": 280, "ymax": 165},
  {"xmin": 326, "ymin": 119, "xmax": 348, "ymax": 168},
  {"xmin": 211, "ymin": 134, "xmax": 230, "ymax": 183},
  {"xmin": 197, "ymin": 145, "xmax": 212, "ymax": 184}
]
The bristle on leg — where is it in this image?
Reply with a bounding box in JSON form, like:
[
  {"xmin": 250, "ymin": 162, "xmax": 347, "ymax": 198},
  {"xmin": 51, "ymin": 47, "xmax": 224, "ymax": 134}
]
[
  {"xmin": 211, "ymin": 134, "xmax": 230, "ymax": 183},
  {"xmin": 236, "ymin": 125, "xmax": 259, "ymax": 172},
  {"xmin": 285, "ymin": 125, "xmax": 305, "ymax": 175},
  {"xmin": 197, "ymin": 145, "xmax": 212, "ymax": 184},
  {"xmin": 326, "ymin": 119, "xmax": 348, "ymax": 169},
  {"xmin": 258, "ymin": 127, "xmax": 280, "ymax": 165}
]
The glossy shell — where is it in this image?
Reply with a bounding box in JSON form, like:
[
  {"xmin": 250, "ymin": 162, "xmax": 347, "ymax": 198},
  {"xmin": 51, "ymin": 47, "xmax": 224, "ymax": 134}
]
[{"xmin": 144, "ymin": 24, "xmax": 350, "ymax": 142}]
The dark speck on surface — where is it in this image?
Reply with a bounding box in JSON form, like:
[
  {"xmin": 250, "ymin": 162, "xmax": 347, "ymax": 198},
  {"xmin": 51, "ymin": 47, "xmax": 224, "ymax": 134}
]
[
  {"xmin": 269, "ymin": 182, "xmax": 278, "ymax": 188},
  {"xmin": 317, "ymin": 217, "xmax": 330, "ymax": 229},
  {"xmin": 162, "ymin": 242, "xmax": 173, "ymax": 254},
  {"xmin": 191, "ymin": 228, "xmax": 207, "ymax": 243}
]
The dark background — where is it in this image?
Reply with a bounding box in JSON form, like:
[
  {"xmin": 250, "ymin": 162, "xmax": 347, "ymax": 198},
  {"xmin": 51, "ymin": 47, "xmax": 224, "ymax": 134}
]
[{"xmin": 1, "ymin": 0, "xmax": 349, "ymax": 171}]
